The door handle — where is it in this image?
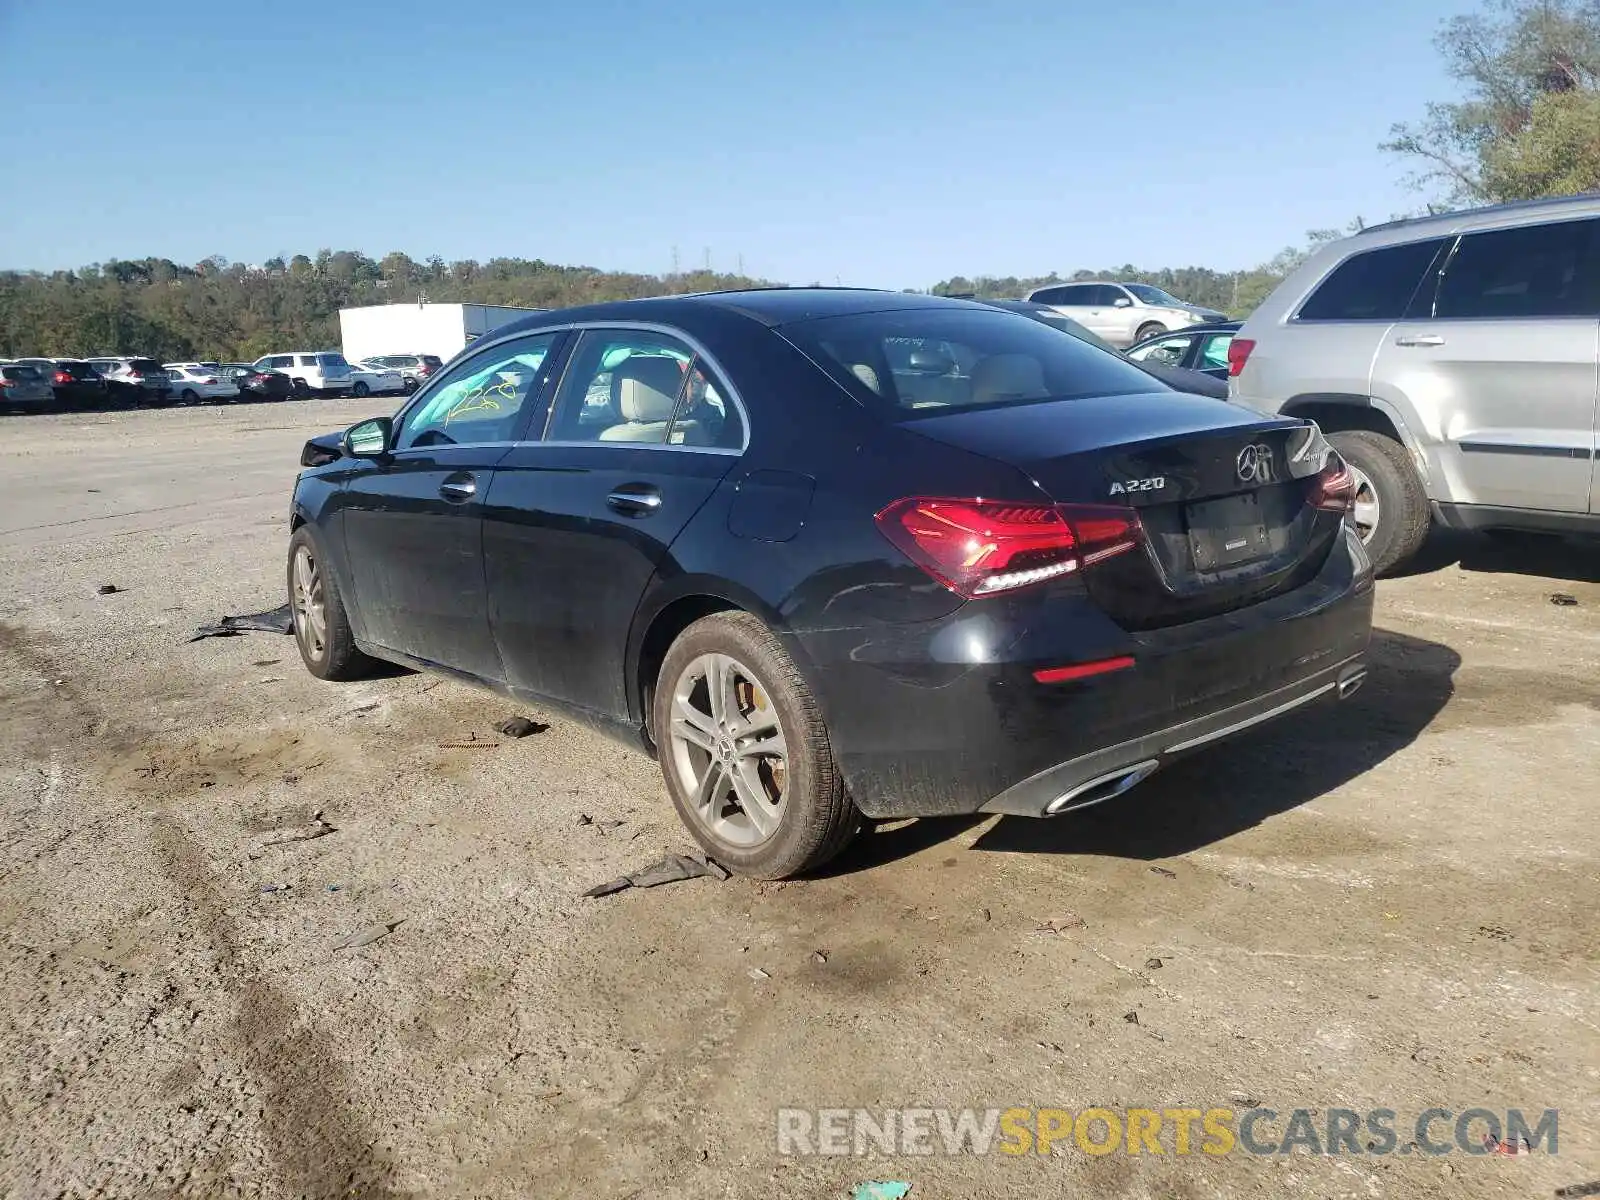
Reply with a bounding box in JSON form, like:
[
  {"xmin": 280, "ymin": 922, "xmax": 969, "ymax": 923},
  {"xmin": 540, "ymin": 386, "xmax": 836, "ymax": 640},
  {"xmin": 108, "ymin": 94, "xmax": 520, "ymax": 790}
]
[
  {"xmin": 606, "ymin": 485, "xmax": 663, "ymax": 516},
  {"xmin": 1395, "ymin": 334, "xmax": 1445, "ymax": 347},
  {"xmin": 438, "ymin": 474, "xmax": 476, "ymax": 502}
]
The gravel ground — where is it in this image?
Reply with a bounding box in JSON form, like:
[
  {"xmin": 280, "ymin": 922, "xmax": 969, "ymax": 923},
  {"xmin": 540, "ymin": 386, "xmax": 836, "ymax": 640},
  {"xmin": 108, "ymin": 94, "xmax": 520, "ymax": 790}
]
[{"xmin": 1, "ymin": 401, "xmax": 1597, "ymax": 1200}]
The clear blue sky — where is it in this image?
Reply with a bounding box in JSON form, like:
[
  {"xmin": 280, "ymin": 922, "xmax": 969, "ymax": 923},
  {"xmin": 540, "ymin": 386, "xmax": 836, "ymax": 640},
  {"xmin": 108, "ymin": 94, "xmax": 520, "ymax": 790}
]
[{"xmin": 0, "ymin": 0, "xmax": 1456, "ymax": 287}]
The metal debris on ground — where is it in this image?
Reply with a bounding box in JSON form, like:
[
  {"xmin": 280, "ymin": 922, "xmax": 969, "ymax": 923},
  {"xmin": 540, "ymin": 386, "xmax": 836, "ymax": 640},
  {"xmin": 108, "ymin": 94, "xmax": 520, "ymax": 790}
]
[
  {"xmin": 748, "ymin": 967, "xmax": 771, "ymax": 980},
  {"xmin": 1550, "ymin": 593, "xmax": 1579, "ymax": 607},
  {"xmin": 188, "ymin": 604, "xmax": 295, "ymax": 641},
  {"xmin": 97, "ymin": 584, "xmax": 120, "ymax": 595},
  {"xmin": 334, "ymin": 920, "xmax": 403, "ymax": 951},
  {"xmin": 1150, "ymin": 865, "xmax": 1177, "ymax": 879},
  {"xmin": 1123, "ymin": 1011, "xmax": 1140, "ymax": 1025},
  {"xmin": 496, "ymin": 716, "xmax": 549, "ymax": 738},
  {"xmin": 811, "ymin": 950, "xmax": 828, "ymax": 964},
  {"xmin": 582, "ymin": 852, "xmax": 729, "ymax": 897},
  {"xmin": 438, "ymin": 732, "xmax": 500, "ymax": 749},
  {"xmin": 1556, "ymin": 1181, "xmax": 1600, "ymax": 1198},
  {"xmin": 1145, "ymin": 957, "xmax": 1163, "ymax": 970},
  {"xmin": 851, "ymin": 1183, "xmax": 912, "ymax": 1200},
  {"xmin": 260, "ymin": 883, "xmax": 292, "ymax": 894},
  {"xmin": 260, "ymin": 810, "xmax": 337, "ymax": 847}
]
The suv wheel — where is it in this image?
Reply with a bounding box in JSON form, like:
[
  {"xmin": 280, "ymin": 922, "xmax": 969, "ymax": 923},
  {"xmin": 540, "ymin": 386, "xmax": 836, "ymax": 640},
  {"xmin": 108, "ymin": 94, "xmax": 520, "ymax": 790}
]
[
  {"xmin": 1326, "ymin": 429, "xmax": 1430, "ymax": 576},
  {"xmin": 351, "ymin": 381, "xmax": 370, "ymax": 398},
  {"xmin": 653, "ymin": 612, "xmax": 861, "ymax": 879},
  {"xmin": 1135, "ymin": 321, "xmax": 1166, "ymax": 344}
]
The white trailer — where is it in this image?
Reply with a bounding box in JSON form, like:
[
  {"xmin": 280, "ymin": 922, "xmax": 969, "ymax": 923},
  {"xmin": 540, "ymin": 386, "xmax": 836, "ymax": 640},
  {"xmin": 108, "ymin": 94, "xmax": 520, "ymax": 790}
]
[{"xmin": 338, "ymin": 302, "xmax": 548, "ymax": 366}]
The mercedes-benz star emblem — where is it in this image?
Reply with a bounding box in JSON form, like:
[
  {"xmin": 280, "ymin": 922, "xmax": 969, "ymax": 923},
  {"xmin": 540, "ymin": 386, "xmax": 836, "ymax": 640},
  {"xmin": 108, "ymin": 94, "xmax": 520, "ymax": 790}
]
[{"xmin": 1236, "ymin": 443, "xmax": 1274, "ymax": 485}]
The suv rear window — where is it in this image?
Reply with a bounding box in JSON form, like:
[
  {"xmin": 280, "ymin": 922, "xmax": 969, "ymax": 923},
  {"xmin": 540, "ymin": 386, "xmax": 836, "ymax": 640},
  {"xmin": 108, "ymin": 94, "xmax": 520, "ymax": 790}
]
[
  {"xmin": 780, "ymin": 307, "xmax": 1159, "ymax": 419},
  {"xmin": 1433, "ymin": 218, "xmax": 1600, "ymax": 318},
  {"xmin": 1296, "ymin": 238, "xmax": 1447, "ymax": 322},
  {"xmin": 318, "ymin": 353, "xmax": 350, "ymax": 368},
  {"xmin": 2, "ymin": 366, "xmax": 39, "ymax": 381},
  {"xmin": 130, "ymin": 359, "xmax": 163, "ymax": 372},
  {"xmin": 421, "ymin": 356, "xmax": 443, "ymax": 367}
]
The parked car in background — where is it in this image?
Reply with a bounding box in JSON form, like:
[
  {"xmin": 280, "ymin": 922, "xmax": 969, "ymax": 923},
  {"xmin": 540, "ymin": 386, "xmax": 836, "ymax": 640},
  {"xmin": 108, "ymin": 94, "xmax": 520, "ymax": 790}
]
[
  {"xmin": 1231, "ymin": 194, "xmax": 1600, "ymax": 575},
  {"xmin": 979, "ymin": 299, "xmax": 1230, "ymax": 399},
  {"xmin": 1126, "ymin": 321, "xmax": 1241, "ymax": 382},
  {"xmin": 286, "ymin": 289, "xmax": 1371, "ymax": 879},
  {"xmin": 86, "ymin": 357, "xmax": 172, "ymax": 405},
  {"xmin": 164, "ymin": 363, "xmax": 242, "ymax": 404},
  {"xmin": 1025, "ymin": 282, "xmax": 1227, "ymax": 348},
  {"xmin": 357, "ymin": 353, "xmax": 444, "ymax": 392},
  {"xmin": 46, "ymin": 360, "xmax": 110, "ymax": 409},
  {"xmin": 347, "ymin": 362, "xmax": 406, "ymax": 397},
  {"xmin": 251, "ymin": 351, "xmax": 355, "ymax": 396},
  {"xmin": 220, "ymin": 363, "xmax": 295, "ymax": 401},
  {"xmin": 0, "ymin": 364, "xmax": 57, "ymax": 412}
]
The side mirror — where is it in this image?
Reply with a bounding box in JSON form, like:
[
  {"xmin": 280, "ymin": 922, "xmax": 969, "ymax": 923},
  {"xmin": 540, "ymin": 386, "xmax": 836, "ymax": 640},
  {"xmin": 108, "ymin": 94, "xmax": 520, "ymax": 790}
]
[
  {"xmin": 342, "ymin": 416, "xmax": 393, "ymax": 459},
  {"xmin": 1113, "ymin": 297, "xmax": 1133, "ymax": 308}
]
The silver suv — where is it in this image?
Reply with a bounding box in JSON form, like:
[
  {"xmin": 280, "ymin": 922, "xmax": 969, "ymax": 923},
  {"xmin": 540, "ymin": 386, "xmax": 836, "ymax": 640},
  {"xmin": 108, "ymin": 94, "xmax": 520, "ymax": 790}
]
[
  {"xmin": 1231, "ymin": 195, "xmax": 1600, "ymax": 574},
  {"xmin": 1026, "ymin": 281, "xmax": 1227, "ymax": 348}
]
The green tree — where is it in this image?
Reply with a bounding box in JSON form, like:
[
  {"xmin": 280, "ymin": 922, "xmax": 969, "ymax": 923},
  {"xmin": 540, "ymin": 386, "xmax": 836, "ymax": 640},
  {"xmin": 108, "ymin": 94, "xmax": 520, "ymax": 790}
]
[{"xmin": 1385, "ymin": 0, "xmax": 1600, "ymax": 203}]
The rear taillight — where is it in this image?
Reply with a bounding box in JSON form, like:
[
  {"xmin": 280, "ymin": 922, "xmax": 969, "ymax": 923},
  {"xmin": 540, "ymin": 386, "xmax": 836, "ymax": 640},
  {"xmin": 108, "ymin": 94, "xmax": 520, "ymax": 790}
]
[
  {"xmin": 127, "ymin": 372, "xmax": 142, "ymax": 381},
  {"xmin": 417, "ymin": 364, "xmax": 434, "ymax": 377},
  {"xmin": 1308, "ymin": 458, "xmax": 1356, "ymax": 514},
  {"xmin": 52, "ymin": 370, "xmax": 72, "ymax": 384},
  {"xmin": 1226, "ymin": 338, "xmax": 1256, "ymax": 378},
  {"xmin": 0, "ymin": 379, "xmax": 14, "ymax": 389},
  {"xmin": 202, "ymin": 377, "xmax": 218, "ymax": 385},
  {"xmin": 875, "ymin": 497, "xmax": 1143, "ymax": 599}
]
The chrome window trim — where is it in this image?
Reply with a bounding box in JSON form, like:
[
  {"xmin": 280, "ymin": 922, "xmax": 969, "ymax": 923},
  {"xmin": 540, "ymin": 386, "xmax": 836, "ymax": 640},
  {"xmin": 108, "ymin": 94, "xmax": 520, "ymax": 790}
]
[{"xmin": 390, "ymin": 328, "xmax": 568, "ymax": 451}]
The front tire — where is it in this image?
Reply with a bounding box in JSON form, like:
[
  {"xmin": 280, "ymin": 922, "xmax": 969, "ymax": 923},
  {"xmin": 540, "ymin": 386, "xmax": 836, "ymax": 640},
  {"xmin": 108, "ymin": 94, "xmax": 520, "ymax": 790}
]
[
  {"xmin": 351, "ymin": 381, "xmax": 370, "ymax": 398},
  {"xmin": 287, "ymin": 527, "xmax": 371, "ymax": 681},
  {"xmin": 1134, "ymin": 321, "xmax": 1166, "ymax": 344},
  {"xmin": 1327, "ymin": 429, "xmax": 1430, "ymax": 575},
  {"xmin": 653, "ymin": 612, "xmax": 860, "ymax": 879}
]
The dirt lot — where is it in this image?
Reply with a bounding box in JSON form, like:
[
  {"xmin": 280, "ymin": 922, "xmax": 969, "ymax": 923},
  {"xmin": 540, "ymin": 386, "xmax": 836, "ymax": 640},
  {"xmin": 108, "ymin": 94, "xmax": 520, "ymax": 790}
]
[{"xmin": 1, "ymin": 400, "xmax": 1597, "ymax": 1200}]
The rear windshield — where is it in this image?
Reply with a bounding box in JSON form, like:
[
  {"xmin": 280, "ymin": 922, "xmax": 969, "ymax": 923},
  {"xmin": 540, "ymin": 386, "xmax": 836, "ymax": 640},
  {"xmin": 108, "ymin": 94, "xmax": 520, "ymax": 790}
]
[
  {"xmin": 779, "ymin": 307, "xmax": 1162, "ymax": 419},
  {"xmin": 2, "ymin": 366, "xmax": 40, "ymax": 381},
  {"xmin": 421, "ymin": 356, "xmax": 443, "ymax": 367},
  {"xmin": 318, "ymin": 353, "xmax": 349, "ymax": 368},
  {"xmin": 58, "ymin": 361, "xmax": 92, "ymax": 373},
  {"xmin": 130, "ymin": 359, "xmax": 163, "ymax": 372}
]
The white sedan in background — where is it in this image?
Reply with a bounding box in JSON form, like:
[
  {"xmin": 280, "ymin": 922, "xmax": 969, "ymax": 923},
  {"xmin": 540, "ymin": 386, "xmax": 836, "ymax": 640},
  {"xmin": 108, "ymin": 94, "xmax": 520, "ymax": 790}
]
[
  {"xmin": 349, "ymin": 361, "xmax": 408, "ymax": 397},
  {"xmin": 163, "ymin": 363, "xmax": 242, "ymax": 404}
]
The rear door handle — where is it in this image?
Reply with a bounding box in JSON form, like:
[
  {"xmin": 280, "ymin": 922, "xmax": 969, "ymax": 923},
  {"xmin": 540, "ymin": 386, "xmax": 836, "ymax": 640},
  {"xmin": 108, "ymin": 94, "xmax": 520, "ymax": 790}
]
[
  {"xmin": 438, "ymin": 473, "xmax": 477, "ymax": 502},
  {"xmin": 1395, "ymin": 334, "xmax": 1445, "ymax": 347},
  {"xmin": 606, "ymin": 484, "xmax": 663, "ymax": 516}
]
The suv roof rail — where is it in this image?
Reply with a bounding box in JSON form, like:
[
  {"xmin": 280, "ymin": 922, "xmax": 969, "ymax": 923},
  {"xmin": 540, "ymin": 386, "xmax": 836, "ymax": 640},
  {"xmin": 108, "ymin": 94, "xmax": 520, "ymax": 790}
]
[{"xmin": 1359, "ymin": 192, "xmax": 1600, "ymax": 235}]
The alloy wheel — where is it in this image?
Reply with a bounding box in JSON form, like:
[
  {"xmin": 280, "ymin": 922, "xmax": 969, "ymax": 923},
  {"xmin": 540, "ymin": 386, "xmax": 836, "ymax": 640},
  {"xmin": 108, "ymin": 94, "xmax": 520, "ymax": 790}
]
[
  {"xmin": 667, "ymin": 652, "xmax": 789, "ymax": 847},
  {"xmin": 1348, "ymin": 464, "xmax": 1381, "ymax": 544},
  {"xmin": 291, "ymin": 544, "xmax": 328, "ymax": 661}
]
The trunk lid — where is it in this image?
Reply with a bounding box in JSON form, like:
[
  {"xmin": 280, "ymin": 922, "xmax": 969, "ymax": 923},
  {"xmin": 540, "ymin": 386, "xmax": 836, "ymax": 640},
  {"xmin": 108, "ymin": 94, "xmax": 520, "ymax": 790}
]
[{"xmin": 906, "ymin": 393, "xmax": 1345, "ymax": 629}]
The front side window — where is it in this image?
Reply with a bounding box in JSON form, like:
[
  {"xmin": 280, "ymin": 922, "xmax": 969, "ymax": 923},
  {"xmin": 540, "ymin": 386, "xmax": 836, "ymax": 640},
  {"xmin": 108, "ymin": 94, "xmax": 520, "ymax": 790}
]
[
  {"xmin": 1433, "ymin": 218, "xmax": 1600, "ymax": 319},
  {"xmin": 548, "ymin": 330, "xmax": 695, "ymax": 444},
  {"xmin": 1296, "ymin": 238, "xmax": 1448, "ymax": 322},
  {"xmin": 397, "ymin": 333, "xmax": 560, "ymax": 450},
  {"xmin": 1125, "ymin": 284, "xmax": 1185, "ymax": 307},
  {"xmin": 1127, "ymin": 334, "xmax": 1196, "ymax": 366},
  {"xmin": 783, "ymin": 306, "xmax": 1159, "ymax": 420}
]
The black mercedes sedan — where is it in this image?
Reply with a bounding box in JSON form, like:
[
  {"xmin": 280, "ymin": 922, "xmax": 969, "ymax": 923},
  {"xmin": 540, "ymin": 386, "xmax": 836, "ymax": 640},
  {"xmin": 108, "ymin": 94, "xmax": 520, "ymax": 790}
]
[{"xmin": 286, "ymin": 290, "xmax": 1373, "ymax": 879}]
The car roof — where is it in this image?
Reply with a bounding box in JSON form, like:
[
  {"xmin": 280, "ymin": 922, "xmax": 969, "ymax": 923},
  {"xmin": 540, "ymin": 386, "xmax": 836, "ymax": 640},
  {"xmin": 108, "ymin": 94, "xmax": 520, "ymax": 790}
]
[{"xmin": 492, "ymin": 288, "xmax": 987, "ymax": 340}]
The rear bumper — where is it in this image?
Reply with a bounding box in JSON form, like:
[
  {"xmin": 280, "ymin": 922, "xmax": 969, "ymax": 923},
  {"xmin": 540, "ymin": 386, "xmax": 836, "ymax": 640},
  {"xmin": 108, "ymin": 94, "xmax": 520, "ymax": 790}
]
[{"xmin": 790, "ymin": 525, "xmax": 1375, "ymax": 820}]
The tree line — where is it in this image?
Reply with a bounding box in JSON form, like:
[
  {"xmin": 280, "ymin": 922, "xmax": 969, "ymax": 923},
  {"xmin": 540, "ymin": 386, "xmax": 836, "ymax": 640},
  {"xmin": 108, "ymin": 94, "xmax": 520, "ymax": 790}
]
[{"xmin": 3, "ymin": 0, "xmax": 1593, "ymax": 360}]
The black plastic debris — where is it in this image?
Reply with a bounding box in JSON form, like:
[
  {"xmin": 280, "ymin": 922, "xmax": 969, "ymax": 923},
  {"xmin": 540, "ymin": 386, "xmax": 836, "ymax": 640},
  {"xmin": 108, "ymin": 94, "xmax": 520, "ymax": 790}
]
[
  {"xmin": 97, "ymin": 584, "xmax": 120, "ymax": 595},
  {"xmin": 583, "ymin": 853, "xmax": 729, "ymax": 897},
  {"xmin": 1557, "ymin": 1181, "xmax": 1600, "ymax": 1198},
  {"xmin": 190, "ymin": 604, "xmax": 295, "ymax": 641},
  {"xmin": 496, "ymin": 716, "xmax": 549, "ymax": 738},
  {"xmin": 1551, "ymin": 593, "xmax": 1579, "ymax": 607}
]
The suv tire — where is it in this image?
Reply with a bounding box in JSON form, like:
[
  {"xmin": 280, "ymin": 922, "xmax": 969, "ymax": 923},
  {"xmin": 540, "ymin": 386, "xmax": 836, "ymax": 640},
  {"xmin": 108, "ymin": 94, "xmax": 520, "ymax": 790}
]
[
  {"xmin": 1134, "ymin": 322, "xmax": 1166, "ymax": 344},
  {"xmin": 653, "ymin": 611, "xmax": 861, "ymax": 879},
  {"xmin": 1327, "ymin": 429, "xmax": 1429, "ymax": 576}
]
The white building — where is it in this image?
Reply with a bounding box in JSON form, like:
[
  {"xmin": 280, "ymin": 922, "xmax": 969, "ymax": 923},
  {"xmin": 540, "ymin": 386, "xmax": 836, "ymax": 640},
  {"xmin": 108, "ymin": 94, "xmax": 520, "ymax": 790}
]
[{"xmin": 338, "ymin": 302, "xmax": 548, "ymax": 365}]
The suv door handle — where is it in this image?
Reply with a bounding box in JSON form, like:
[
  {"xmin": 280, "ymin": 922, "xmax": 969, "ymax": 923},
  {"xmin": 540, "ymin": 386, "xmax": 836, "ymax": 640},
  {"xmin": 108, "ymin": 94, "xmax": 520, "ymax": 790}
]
[
  {"xmin": 1395, "ymin": 334, "xmax": 1445, "ymax": 347},
  {"xmin": 607, "ymin": 484, "xmax": 663, "ymax": 516},
  {"xmin": 438, "ymin": 473, "xmax": 477, "ymax": 502}
]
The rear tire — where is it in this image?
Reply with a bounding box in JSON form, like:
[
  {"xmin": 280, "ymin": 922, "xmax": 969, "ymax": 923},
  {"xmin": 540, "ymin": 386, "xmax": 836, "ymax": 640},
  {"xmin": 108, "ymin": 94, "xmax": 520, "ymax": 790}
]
[
  {"xmin": 287, "ymin": 526, "xmax": 372, "ymax": 681},
  {"xmin": 653, "ymin": 611, "xmax": 861, "ymax": 880},
  {"xmin": 292, "ymin": 379, "xmax": 311, "ymax": 398},
  {"xmin": 1327, "ymin": 429, "xmax": 1430, "ymax": 576},
  {"xmin": 1134, "ymin": 321, "xmax": 1166, "ymax": 344},
  {"xmin": 351, "ymin": 381, "xmax": 370, "ymax": 398},
  {"xmin": 181, "ymin": 388, "xmax": 198, "ymax": 405}
]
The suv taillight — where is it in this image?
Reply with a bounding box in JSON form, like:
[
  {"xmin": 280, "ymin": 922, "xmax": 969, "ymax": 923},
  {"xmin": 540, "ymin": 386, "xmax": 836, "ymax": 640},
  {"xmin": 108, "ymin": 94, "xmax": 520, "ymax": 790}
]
[
  {"xmin": 875, "ymin": 497, "xmax": 1143, "ymax": 599},
  {"xmin": 1226, "ymin": 338, "xmax": 1256, "ymax": 378},
  {"xmin": 52, "ymin": 370, "xmax": 72, "ymax": 384}
]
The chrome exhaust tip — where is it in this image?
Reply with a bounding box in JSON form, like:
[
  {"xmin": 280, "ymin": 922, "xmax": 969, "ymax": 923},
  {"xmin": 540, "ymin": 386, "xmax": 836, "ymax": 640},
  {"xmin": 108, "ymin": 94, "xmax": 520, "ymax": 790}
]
[
  {"xmin": 1044, "ymin": 759, "xmax": 1161, "ymax": 816},
  {"xmin": 1338, "ymin": 667, "xmax": 1367, "ymax": 700}
]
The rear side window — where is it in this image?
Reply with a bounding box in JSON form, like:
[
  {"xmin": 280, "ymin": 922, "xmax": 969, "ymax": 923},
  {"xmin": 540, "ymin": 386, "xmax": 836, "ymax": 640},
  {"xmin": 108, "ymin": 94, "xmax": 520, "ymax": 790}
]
[
  {"xmin": 298, "ymin": 355, "xmax": 318, "ymax": 368},
  {"xmin": 1433, "ymin": 218, "xmax": 1600, "ymax": 318},
  {"xmin": 781, "ymin": 307, "xmax": 1159, "ymax": 420},
  {"xmin": 1296, "ymin": 239, "xmax": 1447, "ymax": 322}
]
